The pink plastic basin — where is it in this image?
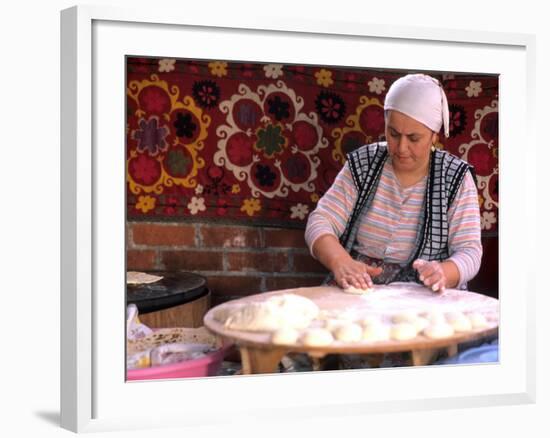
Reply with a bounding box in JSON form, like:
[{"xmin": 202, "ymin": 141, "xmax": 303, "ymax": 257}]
[{"xmin": 127, "ymin": 343, "xmax": 232, "ymax": 381}]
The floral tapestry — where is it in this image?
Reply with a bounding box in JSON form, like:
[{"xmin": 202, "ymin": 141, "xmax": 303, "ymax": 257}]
[{"xmin": 126, "ymin": 57, "xmax": 498, "ymax": 232}]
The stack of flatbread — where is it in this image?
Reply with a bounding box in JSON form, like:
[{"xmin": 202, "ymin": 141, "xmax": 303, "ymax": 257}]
[
  {"xmin": 126, "ymin": 271, "xmax": 164, "ymax": 285},
  {"xmin": 127, "ymin": 326, "xmax": 220, "ymax": 355}
]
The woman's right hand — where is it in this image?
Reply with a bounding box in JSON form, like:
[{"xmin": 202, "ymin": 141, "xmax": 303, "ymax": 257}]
[{"xmin": 330, "ymin": 255, "xmax": 383, "ymax": 290}]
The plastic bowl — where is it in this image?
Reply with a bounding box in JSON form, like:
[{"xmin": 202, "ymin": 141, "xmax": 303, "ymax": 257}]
[{"xmin": 127, "ymin": 343, "xmax": 232, "ymax": 381}]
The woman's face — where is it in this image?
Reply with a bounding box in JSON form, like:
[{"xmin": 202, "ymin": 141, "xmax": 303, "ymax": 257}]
[{"xmin": 385, "ymin": 110, "xmax": 437, "ymax": 175}]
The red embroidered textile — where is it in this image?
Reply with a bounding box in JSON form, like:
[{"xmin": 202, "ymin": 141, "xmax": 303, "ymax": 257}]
[{"xmin": 126, "ymin": 57, "xmax": 498, "ymax": 232}]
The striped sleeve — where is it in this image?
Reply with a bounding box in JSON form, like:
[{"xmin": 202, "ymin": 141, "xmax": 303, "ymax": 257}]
[
  {"xmin": 304, "ymin": 162, "xmax": 358, "ymax": 257},
  {"xmin": 446, "ymin": 171, "xmax": 483, "ymax": 287}
]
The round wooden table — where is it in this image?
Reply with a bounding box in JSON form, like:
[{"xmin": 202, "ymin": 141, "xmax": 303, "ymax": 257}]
[
  {"xmin": 203, "ymin": 283, "xmax": 499, "ymax": 374},
  {"xmin": 127, "ymin": 271, "xmax": 210, "ymax": 328}
]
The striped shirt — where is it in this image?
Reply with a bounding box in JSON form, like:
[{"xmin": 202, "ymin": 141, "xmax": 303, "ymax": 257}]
[{"xmin": 305, "ymin": 159, "xmax": 482, "ymax": 287}]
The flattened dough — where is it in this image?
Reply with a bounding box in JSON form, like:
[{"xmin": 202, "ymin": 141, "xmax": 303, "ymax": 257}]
[
  {"xmin": 343, "ymin": 285, "xmax": 374, "ymax": 295},
  {"xmin": 223, "ymin": 294, "xmax": 319, "ymax": 331}
]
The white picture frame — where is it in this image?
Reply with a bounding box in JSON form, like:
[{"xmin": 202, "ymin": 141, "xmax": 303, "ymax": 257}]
[{"xmin": 60, "ymin": 4, "xmax": 537, "ymax": 433}]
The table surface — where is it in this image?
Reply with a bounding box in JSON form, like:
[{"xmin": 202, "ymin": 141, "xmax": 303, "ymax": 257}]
[{"xmin": 204, "ymin": 282, "xmax": 499, "ymax": 356}]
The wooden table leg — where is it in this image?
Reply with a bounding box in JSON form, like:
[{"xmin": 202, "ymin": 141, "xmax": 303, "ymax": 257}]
[
  {"xmin": 446, "ymin": 344, "xmax": 458, "ymax": 358},
  {"xmin": 411, "ymin": 348, "xmax": 439, "ymax": 366},
  {"xmin": 239, "ymin": 346, "xmax": 287, "ymax": 374}
]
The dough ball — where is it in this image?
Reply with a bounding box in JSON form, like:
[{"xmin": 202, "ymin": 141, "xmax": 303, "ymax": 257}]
[
  {"xmin": 445, "ymin": 311, "xmax": 472, "ymax": 332},
  {"xmin": 343, "ymin": 285, "xmax": 374, "ymax": 295},
  {"xmin": 271, "ymin": 327, "xmax": 300, "ymax": 345},
  {"xmin": 359, "ymin": 315, "xmax": 383, "ymax": 327},
  {"xmin": 301, "ymin": 328, "xmax": 334, "ymax": 347},
  {"xmin": 468, "ymin": 312, "xmax": 489, "ymax": 329},
  {"xmin": 423, "ymin": 322, "xmax": 455, "ymax": 339},
  {"xmin": 411, "ymin": 316, "xmax": 430, "ymax": 333},
  {"xmin": 362, "ymin": 323, "xmax": 391, "ymax": 342},
  {"xmin": 390, "ymin": 322, "xmax": 418, "ymax": 341},
  {"xmin": 323, "ymin": 319, "xmax": 350, "ymax": 331},
  {"xmin": 391, "ymin": 310, "xmax": 418, "ymax": 324},
  {"xmin": 333, "ymin": 323, "xmax": 363, "ymax": 343},
  {"xmin": 421, "ymin": 310, "xmax": 446, "ymax": 325}
]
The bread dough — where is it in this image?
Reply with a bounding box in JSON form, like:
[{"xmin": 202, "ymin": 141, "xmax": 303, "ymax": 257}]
[
  {"xmin": 359, "ymin": 315, "xmax": 383, "ymax": 327},
  {"xmin": 324, "ymin": 318, "xmax": 351, "ymax": 331},
  {"xmin": 301, "ymin": 328, "xmax": 334, "ymax": 347},
  {"xmin": 362, "ymin": 323, "xmax": 391, "ymax": 342},
  {"xmin": 343, "ymin": 285, "xmax": 374, "ymax": 295},
  {"xmin": 421, "ymin": 310, "xmax": 446, "ymax": 325},
  {"xmin": 391, "ymin": 310, "xmax": 418, "ymax": 324},
  {"xmin": 333, "ymin": 323, "xmax": 363, "ymax": 343},
  {"xmin": 467, "ymin": 312, "xmax": 489, "ymax": 329},
  {"xmin": 411, "ymin": 316, "xmax": 430, "ymax": 333},
  {"xmin": 390, "ymin": 322, "xmax": 418, "ymax": 341},
  {"xmin": 445, "ymin": 311, "xmax": 472, "ymax": 332},
  {"xmin": 423, "ymin": 322, "xmax": 455, "ymax": 339},
  {"xmin": 271, "ymin": 327, "xmax": 300, "ymax": 345},
  {"xmin": 223, "ymin": 294, "xmax": 319, "ymax": 331}
]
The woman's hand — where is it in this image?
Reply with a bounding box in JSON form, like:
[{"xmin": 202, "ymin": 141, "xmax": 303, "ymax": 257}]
[
  {"xmin": 412, "ymin": 259, "xmax": 448, "ymax": 293},
  {"xmin": 331, "ymin": 255, "xmax": 383, "ymax": 290}
]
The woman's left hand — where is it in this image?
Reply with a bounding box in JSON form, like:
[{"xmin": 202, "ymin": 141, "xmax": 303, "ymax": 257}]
[{"xmin": 412, "ymin": 259, "xmax": 447, "ymax": 293}]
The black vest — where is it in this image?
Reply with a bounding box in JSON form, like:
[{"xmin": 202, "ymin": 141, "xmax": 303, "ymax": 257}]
[{"xmin": 338, "ymin": 142, "xmax": 475, "ymax": 284}]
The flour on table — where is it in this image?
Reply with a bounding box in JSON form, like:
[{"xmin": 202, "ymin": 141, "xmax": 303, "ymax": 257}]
[{"xmin": 343, "ymin": 285, "xmax": 374, "ymax": 295}]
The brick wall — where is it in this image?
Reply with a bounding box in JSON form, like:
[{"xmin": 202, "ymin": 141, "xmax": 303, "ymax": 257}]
[{"xmin": 127, "ymin": 222, "xmax": 328, "ymax": 306}]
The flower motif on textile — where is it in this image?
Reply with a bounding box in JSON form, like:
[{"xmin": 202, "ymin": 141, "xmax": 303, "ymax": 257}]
[
  {"xmin": 256, "ymin": 124, "xmax": 287, "ymax": 157},
  {"xmin": 266, "ymin": 95, "xmax": 291, "ymax": 121},
  {"xmin": 466, "ymin": 80, "xmax": 483, "ymax": 97},
  {"xmin": 130, "ymin": 154, "xmax": 162, "ymax": 186},
  {"xmin": 195, "ymin": 184, "xmax": 204, "ymax": 195},
  {"xmin": 310, "ymin": 193, "xmax": 319, "ymax": 203},
  {"xmin": 208, "ymin": 61, "xmax": 228, "ymax": 78},
  {"xmin": 173, "ymin": 112, "xmax": 197, "ymax": 139},
  {"xmin": 314, "ymin": 69, "xmax": 334, "ymax": 87},
  {"xmin": 192, "ymin": 80, "xmax": 221, "ymax": 109},
  {"xmin": 231, "ymin": 184, "xmax": 241, "ymax": 194},
  {"xmin": 290, "ymin": 203, "xmax": 309, "ymax": 220},
  {"xmin": 264, "ymin": 64, "xmax": 283, "ymax": 79},
  {"xmin": 448, "ymin": 104, "xmax": 467, "ymax": 138},
  {"xmin": 158, "ymin": 59, "xmax": 176, "ymax": 73},
  {"xmin": 163, "ymin": 196, "xmax": 179, "ymax": 216},
  {"xmin": 215, "ymin": 80, "xmax": 329, "ymax": 198},
  {"xmin": 136, "ymin": 195, "xmax": 156, "ymax": 213},
  {"xmin": 367, "ymin": 77, "xmax": 386, "ymax": 95},
  {"xmin": 315, "ymin": 91, "xmax": 347, "ymax": 125},
  {"xmin": 255, "ymin": 164, "xmax": 277, "ymax": 187},
  {"xmin": 480, "ymin": 211, "xmax": 497, "ymax": 230},
  {"xmin": 332, "ymin": 96, "xmax": 385, "ymax": 164},
  {"xmin": 458, "ymin": 100, "xmax": 499, "ymax": 230},
  {"xmin": 132, "ymin": 116, "xmax": 170, "ymax": 156},
  {"xmin": 127, "ymin": 74, "xmax": 210, "ymax": 195},
  {"xmin": 187, "ymin": 196, "xmax": 206, "ymax": 215},
  {"xmin": 240, "ymin": 198, "xmax": 261, "ymax": 216}
]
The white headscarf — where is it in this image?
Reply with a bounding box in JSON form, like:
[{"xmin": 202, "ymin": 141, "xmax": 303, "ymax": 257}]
[{"xmin": 384, "ymin": 73, "xmax": 450, "ymax": 138}]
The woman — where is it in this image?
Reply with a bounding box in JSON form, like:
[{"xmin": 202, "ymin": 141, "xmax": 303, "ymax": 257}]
[{"xmin": 305, "ymin": 73, "xmax": 482, "ymax": 294}]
